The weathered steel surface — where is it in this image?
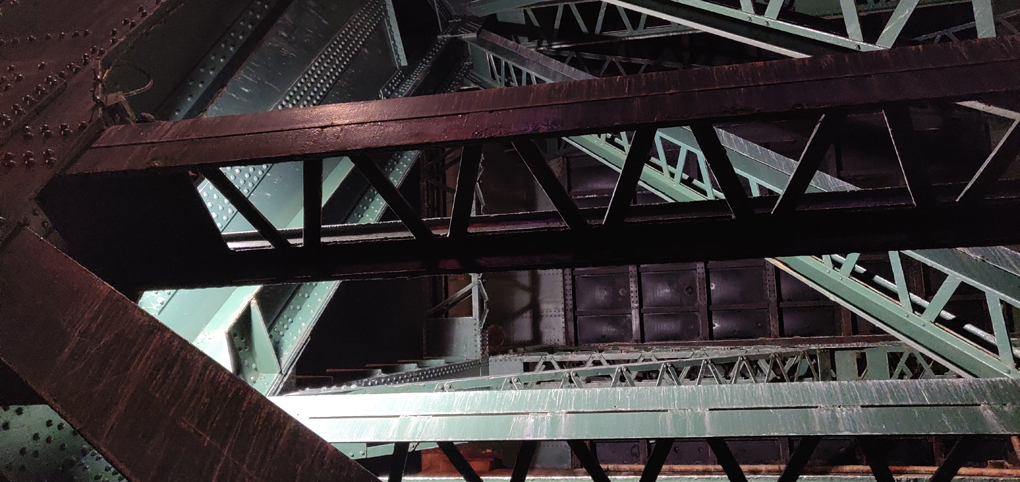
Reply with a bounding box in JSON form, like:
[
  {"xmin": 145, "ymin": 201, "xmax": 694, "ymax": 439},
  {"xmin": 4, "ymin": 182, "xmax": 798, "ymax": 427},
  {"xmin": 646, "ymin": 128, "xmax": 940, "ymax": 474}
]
[
  {"xmin": 73, "ymin": 35, "xmax": 1020, "ymax": 174},
  {"xmin": 0, "ymin": 229, "xmax": 379, "ymax": 482},
  {"xmin": 272, "ymin": 378, "xmax": 1020, "ymax": 442},
  {"xmin": 0, "ymin": 0, "xmax": 192, "ymax": 245}
]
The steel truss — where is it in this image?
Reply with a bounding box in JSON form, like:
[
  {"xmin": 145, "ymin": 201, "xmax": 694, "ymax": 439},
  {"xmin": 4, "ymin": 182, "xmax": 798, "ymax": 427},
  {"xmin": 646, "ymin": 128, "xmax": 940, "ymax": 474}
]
[
  {"xmin": 0, "ymin": 0, "xmax": 464, "ymax": 480},
  {"xmin": 107, "ymin": 14, "xmax": 470, "ymax": 396},
  {"xmin": 48, "ymin": 36, "xmax": 1020, "ymax": 383},
  {"xmin": 298, "ymin": 342, "xmax": 950, "ymax": 395},
  {"xmin": 2, "ymin": 0, "xmax": 1020, "ymax": 479},
  {"xmin": 52, "ymin": 38, "xmax": 1020, "ymax": 295},
  {"xmin": 460, "ymin": 27, "xmax": 1020, "ymax": 379},
  {"xmin": 468, "ymin": 0, "xmax": 998, "ymax": 56}
]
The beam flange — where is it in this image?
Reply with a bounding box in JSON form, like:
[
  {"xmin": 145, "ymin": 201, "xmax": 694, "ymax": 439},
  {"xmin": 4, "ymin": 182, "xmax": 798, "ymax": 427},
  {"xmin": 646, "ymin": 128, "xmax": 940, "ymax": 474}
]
[
  {"xmin": 74, "ymin": 36, "xmax": 1020, "ymax": 175},
  {"xmin": 272, "ymin": 378, "xmax": 1020, "ymax": 442}
]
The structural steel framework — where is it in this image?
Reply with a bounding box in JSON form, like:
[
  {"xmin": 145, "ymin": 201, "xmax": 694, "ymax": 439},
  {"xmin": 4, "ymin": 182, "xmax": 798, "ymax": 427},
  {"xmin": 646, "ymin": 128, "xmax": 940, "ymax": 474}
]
[{"xmin": 1, "ymin": 0, "xmax": 1020, "ymax": 481}]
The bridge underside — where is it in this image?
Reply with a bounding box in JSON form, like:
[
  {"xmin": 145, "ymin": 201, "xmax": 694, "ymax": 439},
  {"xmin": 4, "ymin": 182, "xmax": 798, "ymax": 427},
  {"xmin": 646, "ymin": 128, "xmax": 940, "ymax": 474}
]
[{"xmin": 1, "ymin": 0, "xmax": 1020, "ymax": 481}]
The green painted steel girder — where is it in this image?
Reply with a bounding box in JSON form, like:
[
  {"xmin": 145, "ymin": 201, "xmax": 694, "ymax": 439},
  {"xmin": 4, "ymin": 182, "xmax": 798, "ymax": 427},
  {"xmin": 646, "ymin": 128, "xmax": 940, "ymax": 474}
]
[
  {"xmin": 776, "ymin": 257, "xmax": 1020, "ymax": 378},
  {"xmin": 473, "ymin": 0, "xmax": 985, "ymax": 57},
  {"xmin": 271, "ymin": 378, "xmax": 1020, "ymax": 442},
  {"xmin": 465, "ymin": 0, "xmax": 964, "ymax": 17}
]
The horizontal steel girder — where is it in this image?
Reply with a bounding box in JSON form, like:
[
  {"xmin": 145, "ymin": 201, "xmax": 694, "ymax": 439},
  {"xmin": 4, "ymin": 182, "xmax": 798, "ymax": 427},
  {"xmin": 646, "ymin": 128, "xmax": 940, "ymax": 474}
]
[
  {"xmin": 271, "ymin": 378, "xmax": 1020, "ymax": 442},
  {"xmin": 73, "ymin": 35, "xmax": 1020, "ymax": 174},
  {"xmin": 101, "ymin": 181, "xmax": 1020, "ymax": 289}
]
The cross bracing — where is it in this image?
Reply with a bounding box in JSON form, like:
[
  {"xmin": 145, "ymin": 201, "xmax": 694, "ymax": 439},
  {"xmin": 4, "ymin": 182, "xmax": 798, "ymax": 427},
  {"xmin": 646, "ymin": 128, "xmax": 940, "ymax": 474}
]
[
  {"xmin": 462, "ymin": 25, "xmax": 1020, "ymax": 379},
  {"xmin": 2, "ymin": 0, "xmax": 1020, "ymax": 480}
]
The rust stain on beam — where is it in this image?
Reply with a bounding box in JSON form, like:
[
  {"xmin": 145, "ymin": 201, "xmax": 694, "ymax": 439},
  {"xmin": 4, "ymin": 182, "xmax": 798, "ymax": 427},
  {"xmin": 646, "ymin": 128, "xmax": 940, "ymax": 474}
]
[
  {"xmin": 0, "ymin": 228, "xmax": 380, "ymax": 482},
  {"xmin": 72, "ymin": 36, "xmax": 1020, "ymax": 175}
]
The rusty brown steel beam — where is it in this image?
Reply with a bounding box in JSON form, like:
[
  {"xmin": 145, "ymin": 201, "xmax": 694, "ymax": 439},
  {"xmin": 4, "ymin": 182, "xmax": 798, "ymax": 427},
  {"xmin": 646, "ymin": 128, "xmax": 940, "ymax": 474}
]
[
  {"xmin": 72, "ymin": 36, "xmax": 1020, "ymax": 175},
  {"xmin": 0, "ymin": 228, "xmax": 380, "ymax": 482}
]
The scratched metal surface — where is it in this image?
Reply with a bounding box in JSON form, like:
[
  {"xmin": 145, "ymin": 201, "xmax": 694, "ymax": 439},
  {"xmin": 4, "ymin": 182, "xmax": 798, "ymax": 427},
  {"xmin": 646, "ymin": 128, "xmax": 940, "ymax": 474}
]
[
  {"xmin": 271, "ymin": 378, "xmax": 1020, "ymax": 442},
  {"xmin": 0, "ymin": 229, "xmax": 380, "ymax": 482},
  {"xmin": 0, "ymin": 0, "xmax": 380, "ymax": 479},
  {"xmin": 73, "ymin": 36, "xmax": 1020, "ymax": 174}
]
